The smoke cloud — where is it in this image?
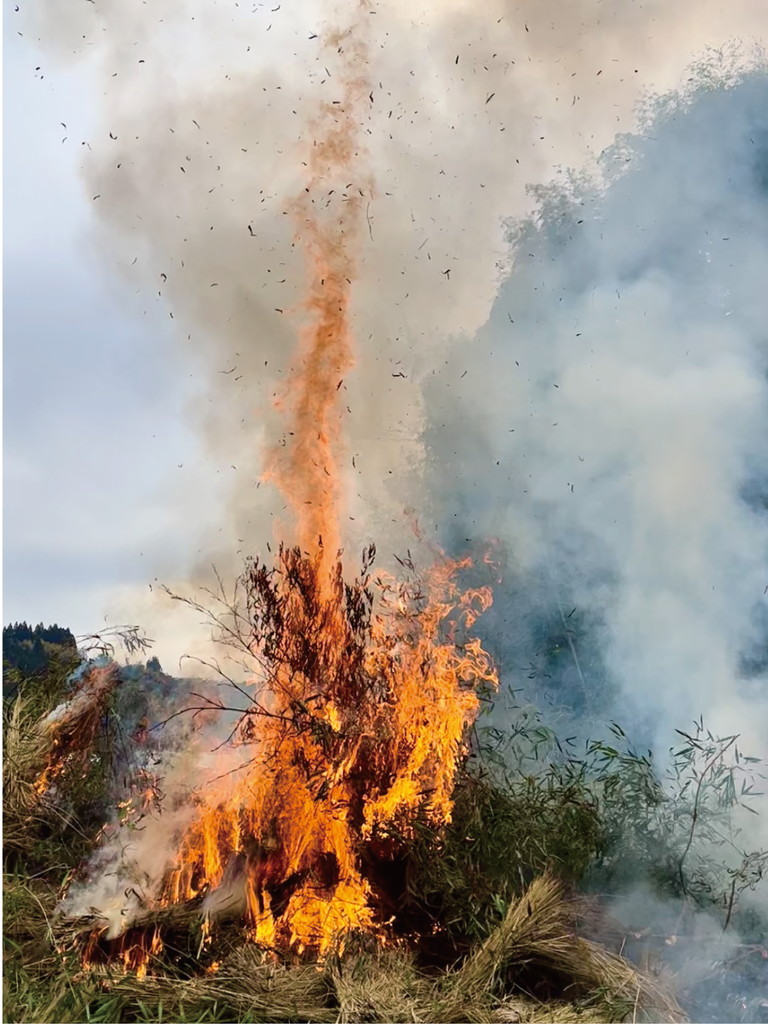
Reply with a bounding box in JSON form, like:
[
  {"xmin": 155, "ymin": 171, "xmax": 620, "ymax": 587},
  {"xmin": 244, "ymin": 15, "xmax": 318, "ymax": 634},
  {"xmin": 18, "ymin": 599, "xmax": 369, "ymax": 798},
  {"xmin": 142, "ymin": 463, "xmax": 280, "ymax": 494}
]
[
  {"xmin": 22, "ymin": 0, "xmax": 768, "ymax": 597},
  {"xmin": 426, "ymin": 66, "xmax": 768, "ymax": 826}
]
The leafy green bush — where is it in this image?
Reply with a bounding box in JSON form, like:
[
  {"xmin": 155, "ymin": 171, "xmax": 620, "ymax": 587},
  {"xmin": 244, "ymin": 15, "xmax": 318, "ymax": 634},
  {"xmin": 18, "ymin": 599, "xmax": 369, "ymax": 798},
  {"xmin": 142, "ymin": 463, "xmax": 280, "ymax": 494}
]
[
  {"xmin": 403, "ymin": 705, "xmax": 767, "ymax": 947},
  {"xmin": 404, "ymin": 766, "xmax": 604, "ymax": 944},
  {"xmin": 573, "ymin": 720, "xmax": 768, "ymax": 927}
]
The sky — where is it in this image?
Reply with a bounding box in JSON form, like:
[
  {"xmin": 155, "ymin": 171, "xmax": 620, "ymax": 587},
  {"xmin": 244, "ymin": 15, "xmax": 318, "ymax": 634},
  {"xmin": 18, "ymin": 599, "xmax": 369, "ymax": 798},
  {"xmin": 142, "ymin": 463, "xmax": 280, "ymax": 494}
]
[{"xmin": 4, "ymin": 19, "xmax": 219, "ymax": 643}]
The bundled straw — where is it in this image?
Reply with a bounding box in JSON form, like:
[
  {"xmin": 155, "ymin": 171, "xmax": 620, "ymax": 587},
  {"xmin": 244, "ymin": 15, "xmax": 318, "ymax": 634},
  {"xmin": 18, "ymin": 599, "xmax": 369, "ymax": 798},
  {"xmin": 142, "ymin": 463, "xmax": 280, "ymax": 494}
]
[
  {"xmin": 327, "ymin": 944, "xmax": 430, "ymax": 1023},
  {"xmin": 3, "ymin": 697, "xmax": 45, "ymax": 850},
  {"xmin": 116, "ymin": 946, "xmax": 337, "ymax": 1023},
  {"xmin": 444, "ymin": 874, "xmax": 684, "ymax": 1023}
]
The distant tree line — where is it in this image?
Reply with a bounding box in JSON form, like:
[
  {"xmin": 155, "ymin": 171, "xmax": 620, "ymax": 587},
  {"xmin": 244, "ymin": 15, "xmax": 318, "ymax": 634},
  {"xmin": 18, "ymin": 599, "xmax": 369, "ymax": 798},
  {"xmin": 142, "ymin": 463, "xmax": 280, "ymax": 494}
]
[{"xmin": 3, "ymin": 622, "xmax": 77, "ymax": 677}]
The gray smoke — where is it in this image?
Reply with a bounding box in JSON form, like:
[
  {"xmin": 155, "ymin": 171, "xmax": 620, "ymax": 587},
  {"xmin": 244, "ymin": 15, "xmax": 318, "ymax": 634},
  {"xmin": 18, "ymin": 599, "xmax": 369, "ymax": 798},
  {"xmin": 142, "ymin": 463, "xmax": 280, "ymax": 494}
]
[
  {"xmin": 59, "ymin": 657, "xmax": 252, "ymax": 935},
  {"xmin": 426, "ymin": 66, "xmax": 768, "ymax": 835}
]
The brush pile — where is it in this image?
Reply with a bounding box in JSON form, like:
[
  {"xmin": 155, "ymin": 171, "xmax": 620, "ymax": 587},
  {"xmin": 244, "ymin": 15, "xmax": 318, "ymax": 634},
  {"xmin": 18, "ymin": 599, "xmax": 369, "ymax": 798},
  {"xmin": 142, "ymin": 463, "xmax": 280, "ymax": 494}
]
[
  {"xmin": 5, "ymin": 585, "xmax": 766, "ymax": 1022},
  {"xmin": 52, "ymin": 543, "xmax": 499, "ymax": 961}
]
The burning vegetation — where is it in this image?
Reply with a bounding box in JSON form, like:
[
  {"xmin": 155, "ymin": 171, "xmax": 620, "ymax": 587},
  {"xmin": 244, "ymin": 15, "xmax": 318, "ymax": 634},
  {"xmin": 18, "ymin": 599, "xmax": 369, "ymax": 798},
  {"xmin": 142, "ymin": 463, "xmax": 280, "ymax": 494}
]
[
  {"xmin": 16, "ymin": 6, "xmax": 509, "ymax": 980},
  {"xmin": 79, "ymin": 542, "xmax": 498, "ymax": 963},
  {"xmin": 52, "ymin": 6, "xmax": 504, "ymax": 970},
  {"xmin": 7, "ymin": 630, "xmax": 768, "ymax": 1022}
]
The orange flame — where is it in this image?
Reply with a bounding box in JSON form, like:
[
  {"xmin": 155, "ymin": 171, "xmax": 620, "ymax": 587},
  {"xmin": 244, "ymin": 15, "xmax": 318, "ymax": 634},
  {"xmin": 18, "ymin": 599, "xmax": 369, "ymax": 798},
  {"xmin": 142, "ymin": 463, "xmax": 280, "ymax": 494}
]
[
  {"xmin": 263, "ymin": 15, "xmax": 372, "ymax": 585},
  {"xmin": 158, "ymin": 547, "xmax": 496, "ymax": 956},
  {"xmin": 120, "ymin": 929, "xmax": 163, "ymax": 979}
]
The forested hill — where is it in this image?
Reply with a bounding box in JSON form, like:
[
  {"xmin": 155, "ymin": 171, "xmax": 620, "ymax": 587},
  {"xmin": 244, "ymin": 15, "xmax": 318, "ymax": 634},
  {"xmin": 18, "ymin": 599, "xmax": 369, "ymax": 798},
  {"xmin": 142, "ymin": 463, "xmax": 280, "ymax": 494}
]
[{"xmin": 3, "ymin": 622, "xmax": 77, "ymax": 676}]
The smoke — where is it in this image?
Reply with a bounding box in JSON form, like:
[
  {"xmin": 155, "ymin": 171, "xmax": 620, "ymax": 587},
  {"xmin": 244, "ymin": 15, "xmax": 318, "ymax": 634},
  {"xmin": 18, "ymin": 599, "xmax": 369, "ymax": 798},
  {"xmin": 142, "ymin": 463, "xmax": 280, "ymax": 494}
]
[
  {"xmin": 426, "ymin": 66, "xmax": 768, "ymax": 836},
  {"xmin": 60, "ymin": 658, "xmax": 251, "ymax": 936},
  {"xmin": 607, "ymin": 886, "xmax": 768, "ymax": 1022},
  {"xmin": 21, "ymin": 0, "xmax": 768, "ymax": 596}
]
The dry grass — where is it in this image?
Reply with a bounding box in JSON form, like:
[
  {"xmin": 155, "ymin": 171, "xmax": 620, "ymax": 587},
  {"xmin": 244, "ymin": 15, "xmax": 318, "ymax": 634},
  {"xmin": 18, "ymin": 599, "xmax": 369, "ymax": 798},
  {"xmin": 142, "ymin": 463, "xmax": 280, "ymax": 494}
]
[
  {"xmin": 2, "ymin": 697, "xmax": 54, "ymax": 851},
  {"xmin": 115, "ymin": 946, "xmax": 338, "ymax": 1022},
  {"xmin": 90, "ymin": 876, "xmax": 683, "ymax": 1024},
  {"xmin": 7, "ymin": 876, "xmax": 684, "ymax": 1023},
  {"xmin": 445, "ymin": 875, "xmax": 683, "ymax": 1024},
  {"xmin": 327, "ymin": 944, "xmax": 430, "ymax": 1023}
]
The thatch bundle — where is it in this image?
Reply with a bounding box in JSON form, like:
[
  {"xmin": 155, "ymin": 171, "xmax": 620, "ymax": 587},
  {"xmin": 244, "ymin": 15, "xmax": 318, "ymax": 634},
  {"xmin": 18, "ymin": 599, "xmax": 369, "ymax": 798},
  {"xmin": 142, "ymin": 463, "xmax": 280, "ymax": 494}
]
[
  {"xmin": 441, "ymin": 874, "xmax": 682, "ymax": 1022},
  {"xmin": 3, "ymin": 665, "xmax": 119, "ymax": 859},
  {"xmin": 87, "ymin": 875, "xmax": 683, "ymax": 1024},
  {"xmin": 3, "ymin": 696, "xmax": 45, "ymax": 851},
  {"xmin": 115, "ymin": 951, "xmax": 338, "ymax": 1023}
]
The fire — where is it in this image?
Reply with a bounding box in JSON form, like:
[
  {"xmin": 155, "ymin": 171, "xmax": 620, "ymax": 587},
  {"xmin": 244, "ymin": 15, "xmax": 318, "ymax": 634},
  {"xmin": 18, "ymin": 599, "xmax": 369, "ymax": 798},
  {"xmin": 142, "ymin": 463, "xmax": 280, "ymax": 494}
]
[
  {"xmin": 120, "ymin": 929, "xmax": 163, "ymax": 979},
  {"xmin": 159, "ymin": 546, "xmax": 497, "ymax": 956},
  {"xmin": 263, "ymin": 15, "xmax": 372, "ymax": 586},
  {"xmin": 76, "ymin": 3, "xmax": 500, "ymax": 968},
  {"xmin": 34, "ymin": 663, "xmax": 118, "ymax": 797},
  {"xmin": 82, "ymin": 925, "xmax": 163, "ymax": 980},
  {"xmin": 33, "ymin": 753, "xmax": 61, "ymax": 798}
]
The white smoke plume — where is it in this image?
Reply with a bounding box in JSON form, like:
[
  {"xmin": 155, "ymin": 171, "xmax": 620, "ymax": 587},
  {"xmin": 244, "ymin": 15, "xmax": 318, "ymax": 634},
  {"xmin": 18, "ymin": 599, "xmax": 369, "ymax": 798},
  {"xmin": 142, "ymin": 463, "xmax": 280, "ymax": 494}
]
[
  {"xmin": 62, "ymin": 730, "xmax": 249, "ymax": 937},
  {"xmin": 58, "ymin": 660, "xmax": 252, "ymax": 935}
]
